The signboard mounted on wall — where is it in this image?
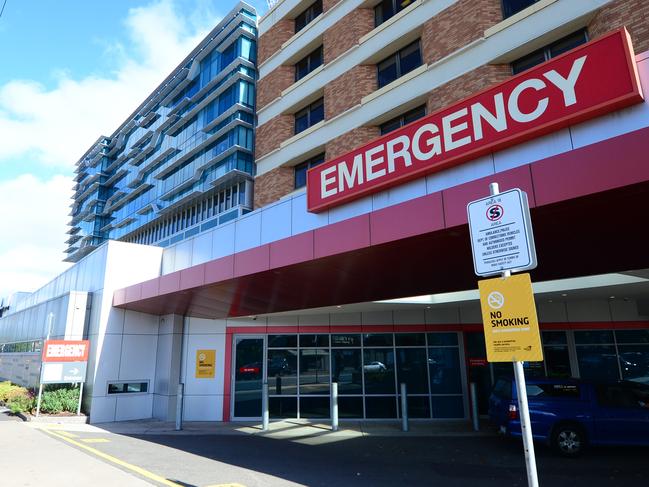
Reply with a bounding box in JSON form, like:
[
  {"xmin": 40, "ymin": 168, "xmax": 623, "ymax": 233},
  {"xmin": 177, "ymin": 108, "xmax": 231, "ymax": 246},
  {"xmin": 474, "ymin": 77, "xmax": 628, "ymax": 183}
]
[
  {"xmin": 195, "ymin": 349, "xmax": 216, "ymax": 379},
  {"xmin": 306, "ymin": 28, "xmax": 643, "ymax": 213}
]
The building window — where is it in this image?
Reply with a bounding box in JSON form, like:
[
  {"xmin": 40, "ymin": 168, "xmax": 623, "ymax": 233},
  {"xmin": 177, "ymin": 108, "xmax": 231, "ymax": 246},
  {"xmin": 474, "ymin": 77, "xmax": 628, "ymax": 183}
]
[
  {"xmin": 295, "ymin": 46, "xmax": 323, "ymax": 82},
  {"xmin": 294, "ymin": 153, "xmax": 325, "ymax": 189},
  {"xmin": 295, "ymin": 0, "xmax": 323, "ymax": 33},
  {"xmin": 379, "ymin": 105, "xmax": 426, "ymax": 135},
  {"xmin": 511, "ymin": 29, "xmax": 588, "ymax": 75},
  {"xmin": 377, "ymin": 40, "xmax": 422, "ymax": 88},
  {"xmin": 502, "ymin": 0, "xmax": 539, "ymax": 19},
  {"xmin": 107, "ymin": 382, "xmax": 149, "ymax": 394},
  {"xmin": 374, "ymin": 0, "xmax": 415, "ymax": 27},
  {"xmin": 295, "ymin": 98, "xmax": 324, "ymax": 134}
]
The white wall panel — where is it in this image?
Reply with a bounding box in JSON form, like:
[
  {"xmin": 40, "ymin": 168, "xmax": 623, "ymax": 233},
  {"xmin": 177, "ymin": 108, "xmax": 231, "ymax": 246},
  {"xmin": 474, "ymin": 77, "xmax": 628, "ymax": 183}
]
[
  {"xmin": 103, "ymin": 307, "xmax": 125, "ymax": 336},
  {"xmin": 330, "ymin": 312, "xmax": 362, "ymax": 326},
  {"xmin": 267, "ymin": 314, "xmax": 298, "ymax": 327},
  {"xmin": 173, "ymin": 240, "xmax": 192, "ymax": 272},
  {"xmin": 89, "ymin": 334, "xmax": 122, "ymax": 394},
  {"xmin": 493, "ymin": 129, "xmax": 572, "ymax": 173},
  {"xmin": 191, "ymin": 231, "xmax": 213, "ymax": 266},
  {"xmin": 119, "ymin": 334, "xmax": 158, "ymax": 380},
  {"xmin": 123, "ymin": 310, "xmax": 159, "ymax": 335},
  {"xmin": 162, "ymin": 246, "xmax": 176, "ymax": 275},
  {"xmin": 298, "ymin": 314, "xmax": 330, "ymax": 327},
  {"xmin": 426, "ymin": 155, "xmax": 494, "ymax": 194},
  {"xmin": 183, "ymin": 394, "xmax": 223, "ymax": 421},
  {"xmin": 88, "ymin": 396, "xmax": 117, "ymax": 423},
  {"xmin": 328, "ymin": 195, "xmax": 373, "ymax": 224},
  {"xmin": 393, "ymin": 309, "xmax": 426, "ymax": 325},
  {"xmin": 234, "ymin": 212, "xmax": 262, "ymax": 252},
  {"xmin": 372, "ymin": 178, "xmax": 428, "ymax": 211},
  {"xmin": 188, "ymin": 317, "xmax": 227, "ymax": 335},
  {"xmin": 566, "ymin": 299, "xmax": 612, "ymax": 322},
  {"xmin": 609, "ymin": 300, "xmax": 641, "ymax": 322},
  {"xmin": 261, "ymin": 200, "xmax": 292, "ymax": 244},
  {"xmin": 154, "ymin": 333, "xmax": 174, "ymax": 396},
  {"xmin": 115, "ymin": 394, "xmax": 153, "ymax": 421},
  {"xmin": 459, "ymin": 304, "xmax": 482, "ymax": 324},
  {"xmin": 537, "ymin": 302, "xmax": 568, "ymax": 323},
  {"xmin": 291, "ymin": 193, "xmax": 329, "ymax": 234},
  {"xmin": 211, "ymin": 222, "xmax": 236, "ymax": 259},
  {"xmin": 362, "ymin": 310, "xmax": 393, "ymax": 325},
  {"xmin": 426, "ymin": 306, "xmax": 461, "ymax": 324}
]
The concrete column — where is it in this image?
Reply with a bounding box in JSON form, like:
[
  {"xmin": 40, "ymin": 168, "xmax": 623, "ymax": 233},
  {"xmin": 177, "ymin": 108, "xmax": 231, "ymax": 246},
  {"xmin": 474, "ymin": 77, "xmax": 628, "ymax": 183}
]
[{"xmin": 153, "ymin": 314, "xmax": 184, "ymax": 421}]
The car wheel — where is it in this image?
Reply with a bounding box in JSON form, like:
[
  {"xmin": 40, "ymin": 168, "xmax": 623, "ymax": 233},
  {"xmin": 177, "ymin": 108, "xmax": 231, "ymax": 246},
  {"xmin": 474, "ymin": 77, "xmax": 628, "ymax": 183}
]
[{"xmin": 552, "ymin": 424, "xmax": 585, "ymax": 457}]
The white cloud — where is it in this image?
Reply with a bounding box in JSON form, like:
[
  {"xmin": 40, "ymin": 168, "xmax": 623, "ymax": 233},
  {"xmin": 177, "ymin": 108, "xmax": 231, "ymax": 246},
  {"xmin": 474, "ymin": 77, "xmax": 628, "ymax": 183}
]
[
  {"xmin": 0, "ymin": 0, "xmax": 224, "ymax": 299},
  {"xmin": 0, "ymin": 174, "xmax": 72, "ymax": 298},
  {"xmin": 0, "ymin": 0, "xmax": 221, "ymax": 167}
]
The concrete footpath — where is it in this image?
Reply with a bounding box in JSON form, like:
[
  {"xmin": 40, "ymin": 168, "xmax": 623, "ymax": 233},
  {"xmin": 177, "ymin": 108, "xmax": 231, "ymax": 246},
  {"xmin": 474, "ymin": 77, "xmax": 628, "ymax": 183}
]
[{"xmin": 0, "ymin": 416, "xmax": 150, "ymax": 486}]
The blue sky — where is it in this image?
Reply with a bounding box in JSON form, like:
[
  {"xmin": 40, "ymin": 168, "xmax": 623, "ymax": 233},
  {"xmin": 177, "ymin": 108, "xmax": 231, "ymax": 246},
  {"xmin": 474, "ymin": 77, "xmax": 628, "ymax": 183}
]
[{"xmin": 0, "ymin": 0, "xmax": 268, "ymax": 298}]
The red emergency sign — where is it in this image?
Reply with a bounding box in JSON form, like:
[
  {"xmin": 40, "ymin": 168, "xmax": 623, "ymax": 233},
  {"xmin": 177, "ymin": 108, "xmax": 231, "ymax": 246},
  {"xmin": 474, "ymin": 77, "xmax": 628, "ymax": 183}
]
[
  {"xmin": 307, "ymin": 28, "xmax": 643, "ymax": 212},
  {"xmin": 42, "ymin": 340, "xmax": 90, "ymax": 362}
]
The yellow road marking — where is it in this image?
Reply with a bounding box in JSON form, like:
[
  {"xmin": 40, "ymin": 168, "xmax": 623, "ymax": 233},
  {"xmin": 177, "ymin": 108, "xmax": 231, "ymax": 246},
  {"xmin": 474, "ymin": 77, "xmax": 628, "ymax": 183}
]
[
  {"xmin": 204, "ymin": 484, "xmax": 247, "ymax": 487},
  {"xmin": 56, "ymin": 431, "xmax": 79, "ymax": 438},
  {"xmin": 42, "ymin": 429, "xmax": 182, "ymax": 487},
  {"xmin": 81, "ymin": 438, "xmax": 110, "ymax": 444}
]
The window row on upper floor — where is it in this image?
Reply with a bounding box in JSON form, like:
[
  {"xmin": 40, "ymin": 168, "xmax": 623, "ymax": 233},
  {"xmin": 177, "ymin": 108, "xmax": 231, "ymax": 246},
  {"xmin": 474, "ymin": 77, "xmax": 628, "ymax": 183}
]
[{"xmin": 285, "ymin": 25, "xmax": 587, "ymax": 138}]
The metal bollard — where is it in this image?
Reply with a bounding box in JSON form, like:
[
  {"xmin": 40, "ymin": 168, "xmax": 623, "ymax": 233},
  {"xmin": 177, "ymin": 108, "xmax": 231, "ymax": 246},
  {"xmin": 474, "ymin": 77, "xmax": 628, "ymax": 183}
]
[
  {"xmin": 175, "ymin": 383, "xmax": 184, "ymax": 431},
  {"xmin": 400, "ymin": 383, "xmax": 409, "ymax": 432},
  {"xmin": 331, "ymin": 382, "xmax": 339, "ymax": 431},
  {"xmin": 262, "ymin": 382, "xmax": 269, "ymax": 431},
  {"xmin": 470, "ymin": 382, "xmax": 480, "ymax": 432}
]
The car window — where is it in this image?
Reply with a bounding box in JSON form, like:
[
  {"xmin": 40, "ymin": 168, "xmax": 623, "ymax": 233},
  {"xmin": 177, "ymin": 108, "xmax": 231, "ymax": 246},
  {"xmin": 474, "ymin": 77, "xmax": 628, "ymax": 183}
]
[
  {"xmin": 597, "ymin": 384, "xmax": 649, "ymax": 409},
  {"xmin": 526, "ymin": 383, "xmax": 580, "ymax": 398}
]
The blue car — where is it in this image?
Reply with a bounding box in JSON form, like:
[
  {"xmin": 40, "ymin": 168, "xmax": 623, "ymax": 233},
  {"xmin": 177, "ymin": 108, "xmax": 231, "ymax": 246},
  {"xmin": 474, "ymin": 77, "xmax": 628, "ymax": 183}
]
[{"xmin": 488, "ymin": 378, "xmax": 649, "ymax": 456}]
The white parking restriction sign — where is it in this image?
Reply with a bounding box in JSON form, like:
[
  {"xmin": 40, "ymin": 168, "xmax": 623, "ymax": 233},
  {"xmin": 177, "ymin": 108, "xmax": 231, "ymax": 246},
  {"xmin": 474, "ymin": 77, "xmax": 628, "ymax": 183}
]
[{"xmin": 467, "ymin": 188, "xmax": 537, "ymax": 277}]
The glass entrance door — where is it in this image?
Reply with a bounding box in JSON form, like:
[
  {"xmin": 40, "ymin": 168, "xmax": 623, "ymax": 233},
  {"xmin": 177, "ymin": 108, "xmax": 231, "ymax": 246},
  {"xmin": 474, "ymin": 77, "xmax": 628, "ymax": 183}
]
[{"xmin": 232, "ymin": 336, "xmax": 265, "ymax": 419}]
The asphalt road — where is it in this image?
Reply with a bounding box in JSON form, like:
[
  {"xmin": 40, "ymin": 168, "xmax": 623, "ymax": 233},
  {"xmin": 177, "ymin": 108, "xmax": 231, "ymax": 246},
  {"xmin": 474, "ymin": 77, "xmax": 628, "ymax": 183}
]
[{"xmin": 34, "ymin": 426, "xmax": 649, "ymax": 487}]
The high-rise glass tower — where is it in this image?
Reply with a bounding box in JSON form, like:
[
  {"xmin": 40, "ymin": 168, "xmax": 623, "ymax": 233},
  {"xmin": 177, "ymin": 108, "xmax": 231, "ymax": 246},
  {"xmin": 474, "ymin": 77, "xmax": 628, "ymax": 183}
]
[{"xmin": 66, "ymin": 2, "xmax": 257, "ymax": 262}]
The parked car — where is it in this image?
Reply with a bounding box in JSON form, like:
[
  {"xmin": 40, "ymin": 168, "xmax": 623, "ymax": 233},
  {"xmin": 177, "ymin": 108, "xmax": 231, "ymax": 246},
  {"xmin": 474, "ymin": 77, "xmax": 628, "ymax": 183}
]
[
  {"xmin": 489, "ymin": 377, "xmax": 649, "ymax": 456},
  {"xmin": 363, "ymin": 361, "xmax": 387, "ymax": 373}
]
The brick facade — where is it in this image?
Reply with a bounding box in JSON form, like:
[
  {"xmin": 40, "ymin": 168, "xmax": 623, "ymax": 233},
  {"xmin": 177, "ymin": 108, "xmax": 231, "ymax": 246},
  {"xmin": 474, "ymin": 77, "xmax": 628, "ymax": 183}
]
[
  {"xmin": 589, "ymin": 0, "xmax": 649, "ymax": 54},
  {"xmin": 422, "ymin": 0, "xmax": 502, "ymax": 66},
  {"xmin": 325, "ymin": 126, "xmax": 381, "ymax": 161},
  {"xmin": 256, "ymin": 115, "xmax": 294, "ymax": 159},
  {"xmin": 323, "ymin": 8, "xmax": 374, "ymax": 63},
  {"xmin": 324, "ymin": 65, "xmax": 377, "ymax": 120},
  {"xmin": 426, "ymin": 64, "xmax": 510, "ymax": 114},
  {"xmin": 323, "ymin": 0, "xmax": 341, "ymax": 13},
  {"xmin": 259, "ymin": 19, "xmax": 294, "ymax": 66},
  {"xmin": 257, "ymin": 66, "xmax": 294, "ymax": 110},
  {"xmin": 254, "ymin": 166, "xmax": 294, "ymax": 209}
]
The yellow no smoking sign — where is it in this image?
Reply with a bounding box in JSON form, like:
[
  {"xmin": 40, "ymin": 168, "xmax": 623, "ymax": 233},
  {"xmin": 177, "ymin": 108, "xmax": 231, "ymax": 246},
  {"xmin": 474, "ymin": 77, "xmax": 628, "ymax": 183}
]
[{"xmin": 478, "ymin": 273, "xmax": 543, "ymax": 363}]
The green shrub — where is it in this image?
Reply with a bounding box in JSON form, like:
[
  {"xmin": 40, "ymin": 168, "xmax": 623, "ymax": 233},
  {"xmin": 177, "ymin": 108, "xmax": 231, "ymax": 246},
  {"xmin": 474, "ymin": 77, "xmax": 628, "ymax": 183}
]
[
  {"xmin": 6, "ymin": 388, "xmax": 35, "ymax": 414},
  {"xmin": 0, "ymin": 381, "xmax": 22, "ymax": 403},
  {"xmin": 40, "ymin": 386, "xmax": 80, "ymax": 414}
]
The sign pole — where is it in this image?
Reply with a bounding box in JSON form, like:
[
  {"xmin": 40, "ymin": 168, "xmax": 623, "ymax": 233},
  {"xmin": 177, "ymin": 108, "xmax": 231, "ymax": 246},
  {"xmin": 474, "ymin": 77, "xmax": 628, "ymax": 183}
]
[
  {"xmin": 77, "ymin": 382, "xmax": 84, "ymax": 416},
  {"xmin": 36, "ymin": 313, "xmax": 55, "ymax": 418},
  {"xmin": 490, "ymin": 183, "xmax": 539, "ymax": 487}
]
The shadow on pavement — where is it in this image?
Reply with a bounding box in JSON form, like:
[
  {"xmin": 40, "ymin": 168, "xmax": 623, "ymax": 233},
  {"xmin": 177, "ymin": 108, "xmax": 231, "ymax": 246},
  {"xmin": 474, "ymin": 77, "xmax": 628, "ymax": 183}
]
[{"xmin": 114, "ymin": 429, "xmax": 649, "ymax": 487}]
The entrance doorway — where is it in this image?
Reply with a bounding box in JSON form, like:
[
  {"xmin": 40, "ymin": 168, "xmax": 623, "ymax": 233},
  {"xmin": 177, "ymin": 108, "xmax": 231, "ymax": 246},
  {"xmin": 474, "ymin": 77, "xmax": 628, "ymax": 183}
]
[{"xmin": 232, "ymin": 336, "xmax": 265, "ymax": 419}]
